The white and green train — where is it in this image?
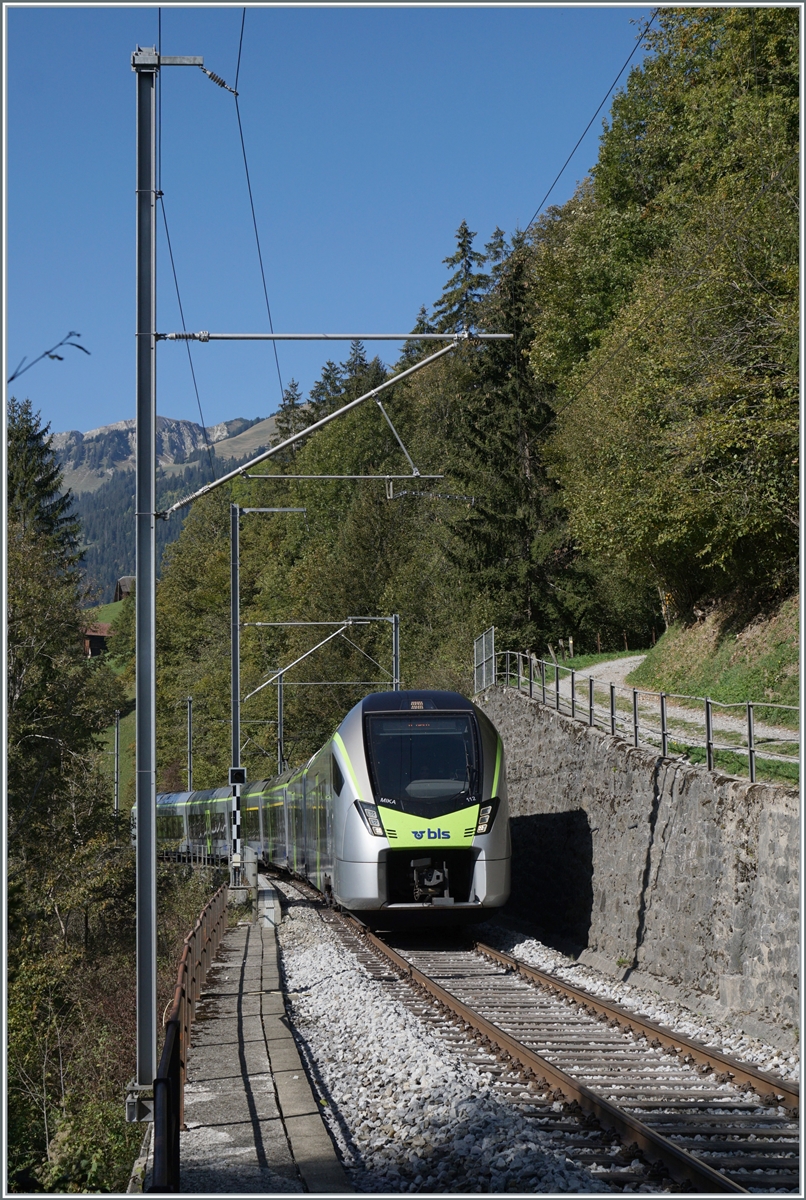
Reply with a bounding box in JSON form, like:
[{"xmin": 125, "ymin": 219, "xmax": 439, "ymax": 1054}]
[{"xmin": 156, "ymin": 690, "xmax": 511, "ymax": 925}]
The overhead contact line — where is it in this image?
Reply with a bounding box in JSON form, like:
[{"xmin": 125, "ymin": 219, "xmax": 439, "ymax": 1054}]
[
  {"xmin": 524, "ymin": 9, "xmax": 658, "ymax": 233},
  {"xmin": 158, "ymin": 332, "xmax": 510, "ymax": 519}
]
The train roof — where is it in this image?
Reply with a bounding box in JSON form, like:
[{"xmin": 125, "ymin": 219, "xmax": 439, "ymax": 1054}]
[{"xmin": 360, "ymin": 689, "xmax": 474, "ymax": 712}]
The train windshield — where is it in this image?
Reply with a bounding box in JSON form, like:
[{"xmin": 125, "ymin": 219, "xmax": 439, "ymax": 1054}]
[{"xmin": 364, "ymin": 714, "xmax": 479, "ymax": 808}]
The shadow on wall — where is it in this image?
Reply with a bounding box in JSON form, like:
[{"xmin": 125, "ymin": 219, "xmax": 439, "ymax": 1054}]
[{"xmin": 504, "ymin": 811, "xmax": 593, "ymax": 953}]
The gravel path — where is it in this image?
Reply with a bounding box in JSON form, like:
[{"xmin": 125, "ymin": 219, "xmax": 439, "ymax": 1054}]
[
  {"xmin": 276, "ymin": 890, "xmax": 618, "ymax": 1194},
  {"xmin": 553, "ymin": 655, "xmax": 798, "ymax": 749},
  {"xmin": 480, "ymin": 920, "xmax": 800, "ymax": 1084}
]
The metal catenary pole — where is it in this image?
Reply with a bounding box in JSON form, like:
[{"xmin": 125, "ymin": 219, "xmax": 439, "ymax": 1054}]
[
  {"xmin": 277, "ymin": 672, "xmax": 284, "ymax": 773},
  {"xmin": 187, "ymin": 696, "xmax": 193, "ymax": 791},
  {"xmin": 133, "ymin": 44, "xmax": 158, "ymax": 1106},
  {"xmin": 232, "ymin": 507, "xmax": 304, "ymax": 789},
  {"xmin": 392, "ymin": 613, "xmax": 400, "ymax": 691},
  {"xmin": 231, "ymin": 504, "xmax": 241, "ymax": 879},
  {"xmin": 231, "ymin": 506, "xmax": 240, "ymax": 772},
  {"xmin": 129, "ymin": 46, "xmax": 202, "ymax": 1122},
  {"xmin": 114, "ymin": 710, "xmax": 120, "ymax": 816}
]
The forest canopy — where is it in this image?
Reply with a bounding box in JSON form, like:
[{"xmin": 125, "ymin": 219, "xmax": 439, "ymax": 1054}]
[{"xmin": 141, "ymin": 7, "xmax": 797, "ymax": 782}]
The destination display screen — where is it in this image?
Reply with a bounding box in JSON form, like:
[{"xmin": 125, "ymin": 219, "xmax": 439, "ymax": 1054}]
[{"xmin": 364, "ymin": 715, "xmax": 479, "ymax": 809}]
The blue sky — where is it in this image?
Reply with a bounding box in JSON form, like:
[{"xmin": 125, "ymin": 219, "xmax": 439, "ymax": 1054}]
[{"xmin": 6, "ymin": 4, "xmax": 652, "ymax": 436}]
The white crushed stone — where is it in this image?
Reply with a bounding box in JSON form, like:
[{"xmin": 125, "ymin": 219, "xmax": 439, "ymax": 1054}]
[
  {"xmin": 276, "ymin": 895, "xmax": 618, "ymax": 1194},
  {"xmin": 478, "ymin": 922, "xmax": 800, "ymax": 1085}
]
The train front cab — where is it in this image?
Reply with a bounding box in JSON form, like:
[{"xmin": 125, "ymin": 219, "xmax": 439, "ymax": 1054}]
[{"xmin": 332, "ymin": 691, "xmax": 510, "ymax": 925}]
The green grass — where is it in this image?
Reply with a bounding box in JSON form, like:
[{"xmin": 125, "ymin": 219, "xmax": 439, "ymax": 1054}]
[
  {"xmin": 628, "ymin": 594, "xmax": 799, "ymax": 729},
  {"xmin": 669, "ymin": 742, "xmax": 799, "ymax": 788},
  {"xmin": 86, "ymin": 599, "xmax": 124, "ymax": 625},
  {"xmin": 565, "ymin": 649, "xmax": 650, "ymax": 671}
]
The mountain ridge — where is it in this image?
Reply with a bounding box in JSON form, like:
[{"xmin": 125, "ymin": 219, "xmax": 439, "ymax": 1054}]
[{"xmin": 53, "ymin": 413, "xmax": 281, "ymax": 495}]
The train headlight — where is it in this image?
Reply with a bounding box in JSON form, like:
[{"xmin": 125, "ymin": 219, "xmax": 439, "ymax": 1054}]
[
  {"xmin": 357, "ymin": 801, "xmax": 386, "ymax": 837},
  {"xmin": 475, "ymin": 798, "xmax": 499, "ymax": 835}
]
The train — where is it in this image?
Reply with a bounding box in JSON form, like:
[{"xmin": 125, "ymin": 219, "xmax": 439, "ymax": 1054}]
[{"xmin": 155, "ymin": 689, "xmax": 510, "ymax": 925}]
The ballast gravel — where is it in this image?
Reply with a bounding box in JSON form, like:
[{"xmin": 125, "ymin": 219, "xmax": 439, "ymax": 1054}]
[
  {"xmin": 479, "ymin": 922, "xmax": 800, "ymax": 1085},
  {"xmin": 276, "ymin": 895, "xmax": 614, "ymax": 1194}
]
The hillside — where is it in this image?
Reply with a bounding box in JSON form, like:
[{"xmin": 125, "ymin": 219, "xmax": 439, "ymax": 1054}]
[
  {"xmin": 53, "ymin": 413, "xmax": 277, "ymax": 496},
  {"xmin": 628, "ymin": 595, "xmax": 799, "ymax": 716},
  {"xmin": 54, "ymin": 413, "xmax": 287, "ymax": 603}
]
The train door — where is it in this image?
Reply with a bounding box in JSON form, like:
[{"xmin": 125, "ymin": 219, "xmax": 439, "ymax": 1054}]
[
  {"xmin": 282, "ymin": 785, "xmax": 290, "ymax": 869},
  {"xmin": 311, "ymin": 773, "xmax": 321, "ymax": 888},
  {"xmin": 257, "ymin": 788, "xmax": 265, "ymax": 859},
  {"xmin": 301, "ymin": 771, "xmax": 308, "ymax": 877}
]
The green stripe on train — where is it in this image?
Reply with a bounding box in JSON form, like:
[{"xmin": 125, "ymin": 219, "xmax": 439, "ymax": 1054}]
[
  {"xmin": 333, "ymin": 732, "xmax": 364, "ymax": 801},
  {"xmin": 492, "ymin": 736, "xmax": 502, "ymax": 795}
]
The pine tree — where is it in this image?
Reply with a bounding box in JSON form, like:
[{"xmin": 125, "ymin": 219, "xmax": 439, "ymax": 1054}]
[
  {"xmin": 448, "ymin": 238, "xmax": 561, "ymax": 648},
  {"xmin": 432, "ymin": 221, "xmax": 490, "ymax": 333},
  {"xmin": 399, "ymin": 304, "xmax": 436, "ymax": 366},
  {"xmin": 274, "ymin": 378, "xmax": 307, "ymax": 442},
  {"xmin": 341, "ymin": 340, "xmax": 387, "ymax": 399},
  {"xmin": 307, "ymin": 359, "xmax": 345, "ymax": 422},
  {"xmin": 484, "ymin": 226, "xmax": 511, "ymax": 291},
  {"xmin": 8, "ymin": 397, "xmax": 80, "ymax": 555}
]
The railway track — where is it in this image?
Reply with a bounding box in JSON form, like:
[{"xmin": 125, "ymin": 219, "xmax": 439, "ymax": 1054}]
[
  {"xmin": 365, "ymin": 927, "xmax": 798, "ymax": 1194},
  {"xmin": 275, "ymin": 879, "xmax": 799, "ymax": 1193}
]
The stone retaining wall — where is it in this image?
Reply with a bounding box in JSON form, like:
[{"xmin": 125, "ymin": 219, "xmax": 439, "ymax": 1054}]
[{"xmin": 477, "ymin": 687, "xmax": 799, "ymax": 1038}]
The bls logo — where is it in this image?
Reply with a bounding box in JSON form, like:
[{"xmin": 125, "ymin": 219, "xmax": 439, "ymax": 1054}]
[{"xmin": 412, "ymin": 829, "xmax": 450, "ymax": 840}]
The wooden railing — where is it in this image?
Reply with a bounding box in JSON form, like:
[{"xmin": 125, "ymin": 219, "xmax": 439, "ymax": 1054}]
[{"xmin": 148, "ymin": 883, "xmax": 229, "ymax": 1192}]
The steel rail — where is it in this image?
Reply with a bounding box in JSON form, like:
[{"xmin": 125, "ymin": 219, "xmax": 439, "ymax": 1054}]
[
  {"xmin": 475, "ymin": 942, "xmax": 799, "ymax": 1110},
  {"xmin": 343, "ymin": 917, "xmax": 749, "ymax": 1193}
]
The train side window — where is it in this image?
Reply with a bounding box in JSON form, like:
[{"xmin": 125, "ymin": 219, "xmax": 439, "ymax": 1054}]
[{"xmin": 331, "ymin": 754, "xmax": 344, "ymax": 796}]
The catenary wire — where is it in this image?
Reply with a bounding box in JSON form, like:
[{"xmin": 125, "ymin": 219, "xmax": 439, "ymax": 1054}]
[
  {"xmin": 525, "ymin": 9, "xmax": 657, "ymax": 233},
  {"xmin": 233, "ymin": 8, "xmax": 285, "ymax": 406},
  {"xmin": 156, "ymin": 7, "xmax": 216, "ymax": 481},
  {"xmin": 159, "ymin": 198, "xmax": 217, "ymax": 480}
]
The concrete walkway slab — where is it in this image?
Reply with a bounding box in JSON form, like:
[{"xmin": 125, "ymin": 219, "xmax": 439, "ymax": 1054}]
[{"xmin": 140, "ymin": 880, "xmax": 352, "ymax": 1194}]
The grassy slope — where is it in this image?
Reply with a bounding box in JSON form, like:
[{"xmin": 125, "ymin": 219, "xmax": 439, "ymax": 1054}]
[
  {"xmin": 628, "ymin": 594, "xmax": 799, "ymax": 711},
  {"xmin": 87, "ymin": 598, "xmax": 124, "ymax": 625}
]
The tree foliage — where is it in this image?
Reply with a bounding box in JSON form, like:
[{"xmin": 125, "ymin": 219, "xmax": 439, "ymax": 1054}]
[
  {"xmin": 6, "ymin": 402, "xmax": 140, "ymax": 1191},
  {"xmin": 8, "ymin": 397, "xmax": 80, "ymax": 553},
  {"xmin": 541, "ymin": 6, "xmax": 798, "ymax": 616},
  {"xmin": 150, "ymin": 7, "xmax": 797, "ymax": 781}
]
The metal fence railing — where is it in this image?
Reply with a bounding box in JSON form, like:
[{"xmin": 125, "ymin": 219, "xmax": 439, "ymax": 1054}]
[
  {"xmin": 157, "ymin": 846, "xmax": 229, "ymax": 870},
  {"xmin": 488, "ymin": 650, "xmax": 799, "ymax": 785},
  {"xmin": 474, "ymin": 626, "xmax": 497, "ymax": 693},
  {"xmin": 148, "ymin": 883, "xmax": 229, "ymax": 1193}
]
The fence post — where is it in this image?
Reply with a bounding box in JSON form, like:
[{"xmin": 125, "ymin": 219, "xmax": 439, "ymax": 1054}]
[
  {"xmin": 610, "ymin": 682, "xmax": 616, "ymax": 735},
  {"xmin": 528, "ymin": 655, "xmax": 533, "ymax": 698},
  {"xmin": 588, "ymin": 676, "xmax": 594, "ymax": 726},
  {"xmin": 660, "ymin": 692, "xmax": 668, "ymax": 758},
  {"xmin": 747, "ymin": 702, "xmax": 755, "ymax": 783},
  {"xmin": 570, "ymin": 670, "xmax": 576, "ymax": 719},
  {"xmin": 517, "ymin": 653, "xmax": 522, "ymax": 692},
  {"xmin": 555, "ymin": 662, "xmax": 560, "ymax": 711},
  {"xmin": 705, "ymin": 698, "xmax": 714, "ymax": 770},
  {"xmin": 541, "ymin": 659, "xmax": 546, "ymax": 704},
  {"xmin": 633, "ymin": 688, "xmax": 639, "ymax": 747},
  {"xmin": 506, "ymin": 651, "xmax": 510, "ymax": 687}
]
